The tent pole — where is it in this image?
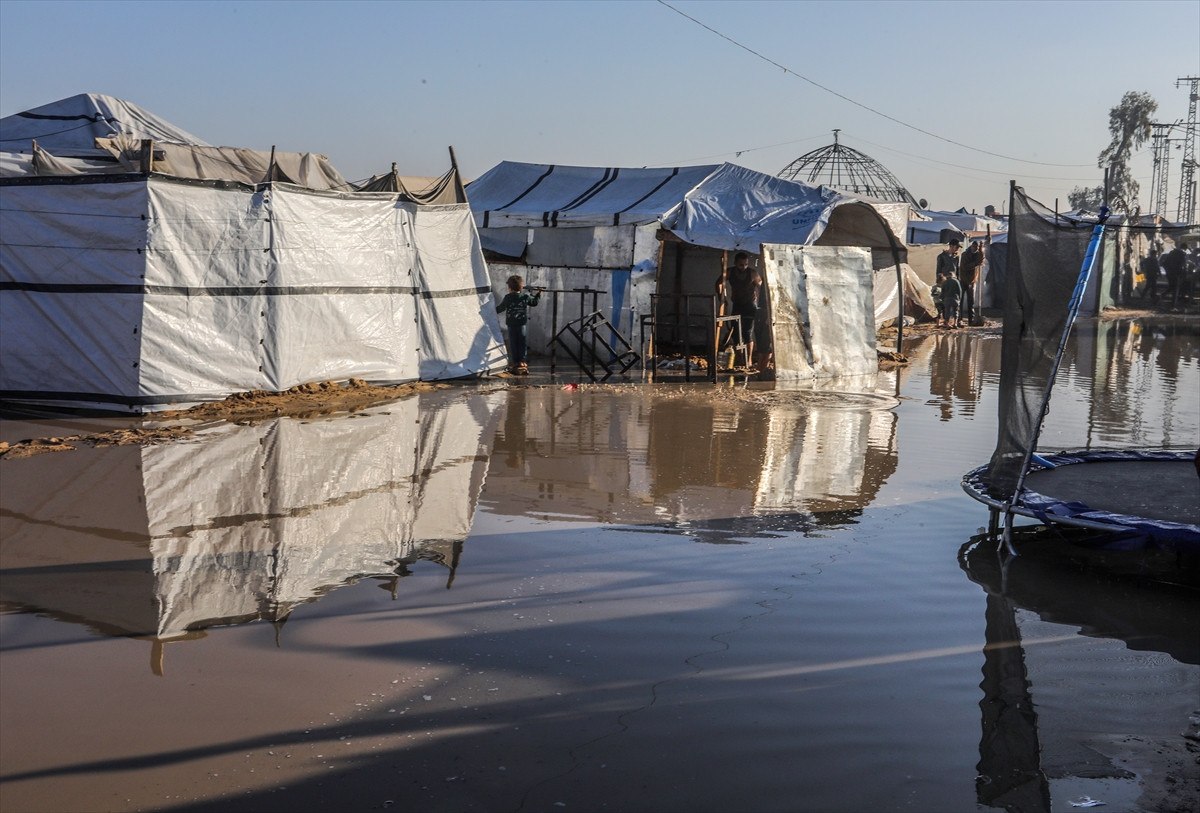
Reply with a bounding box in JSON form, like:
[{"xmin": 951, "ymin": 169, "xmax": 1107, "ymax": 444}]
[
  {"xmin": 888, "ymin": 234, "xmax": 904, "ymax": 355},
  {"xmin": 447, "ymin": 146, "xmax": 467, "ymax": 202}
]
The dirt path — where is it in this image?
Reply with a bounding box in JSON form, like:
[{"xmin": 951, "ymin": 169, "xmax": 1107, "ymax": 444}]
[{"xmin": 0, "ymin": 379, "xmax": 452, "ymax": 460}]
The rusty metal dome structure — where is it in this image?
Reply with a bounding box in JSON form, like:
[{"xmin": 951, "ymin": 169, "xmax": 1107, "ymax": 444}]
[{"xmin": 778, "ymin": 130, "xmax": 918, "ymax": 206}]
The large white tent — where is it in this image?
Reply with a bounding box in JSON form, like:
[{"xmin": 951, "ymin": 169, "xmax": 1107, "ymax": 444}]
[
  {"xmin": 469, "ymin": 160, "xmax": 916, "ymax": 379},
  {"xmin": 1, "ymin": 95, "xmax": 506, "ymax": 411}
]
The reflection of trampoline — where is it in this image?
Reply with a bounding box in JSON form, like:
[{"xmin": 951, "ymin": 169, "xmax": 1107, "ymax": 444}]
[
  {"xmin": 963, "ymin": 450, "xmax": 1200, "ymax": 553},
  {"xmin": 958, "ymin": 532, "xmax": 1200, "ymax": 813}
]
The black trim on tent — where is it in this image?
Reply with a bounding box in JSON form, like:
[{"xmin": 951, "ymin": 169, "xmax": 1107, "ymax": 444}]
[
  {"xmin": 492, "ymin": 164, "xmax": 556, "ymax": 212},
  {"xmin": 15, "ymin": 111, "xmax": 119, "ymax": 122},
  {"xmin": 0, "ymin": 390, "xmax": 223, "ymax": 406},
  {"xmin": 421, "ymin": 286, "xmax": 492, "ymax": 299},
  {"xmin": 0, "ymin": 173, "xmax": 149, "ymax": 188},
  {"xmin": 558, "ymin": 167, "xmax": 616, "ymax": 211},
  {"xmin": 614, "ymin": 167, "xmax": 680, "ymax": 226},
  {"xmin": 1, "ymin": 282, "xmax": 491, "ymax": 298},
  {"xmin": 552, "ymin": 167, "xmax": 621, "ymax": 227}
]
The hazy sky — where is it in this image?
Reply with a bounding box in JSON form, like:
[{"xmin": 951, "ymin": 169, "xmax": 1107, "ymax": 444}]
[{"xmin": 1, "ymin": 0, "xmax": 1197, "ymax": 212}]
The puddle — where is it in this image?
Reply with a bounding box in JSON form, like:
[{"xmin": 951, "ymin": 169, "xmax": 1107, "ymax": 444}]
[{"xmin": 1, "ymin": 317, "xmax": 1197, "ymax": 813}]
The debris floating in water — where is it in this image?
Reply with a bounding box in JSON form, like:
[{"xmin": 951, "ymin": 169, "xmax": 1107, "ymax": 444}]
[{"xmin": 1069, "ymin": 798, "xmax": 1105, "ymax": 808}]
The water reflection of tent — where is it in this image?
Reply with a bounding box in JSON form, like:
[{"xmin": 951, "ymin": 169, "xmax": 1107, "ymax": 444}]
[
  {"xmin": 0, "ymin": 392, "xmax": 503, "ymax": 671},
  {"xmin": 483, "ymin": 382, "xmax": 898, "ymax": 538},
  {"xmin": 960, "ymin": 535, "xmax": 1199, "ymax": 812},
  {"xmin": 0, "ymin": 94, "xmax": 506, "ymax": 412},
  {"xmin": 468, "ymin": 161, "xmax": 926, "ymax": 379}
]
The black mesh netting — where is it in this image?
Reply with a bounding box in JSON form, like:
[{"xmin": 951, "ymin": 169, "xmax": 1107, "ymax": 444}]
[
  {"xmin": 982, "ymin": 190, "xmax": 1192, "ymax": 498},
  {"xmin": 985, "ymin": 188, "xmax": 1101, "ymax": 499}
]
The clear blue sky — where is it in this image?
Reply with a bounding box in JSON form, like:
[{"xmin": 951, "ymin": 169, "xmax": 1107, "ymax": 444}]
[{"xmin": 2, "ymin": 0, "xmax": 1197, "ymax": 212}]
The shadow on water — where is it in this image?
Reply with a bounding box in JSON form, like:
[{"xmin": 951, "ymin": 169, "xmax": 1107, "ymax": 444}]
[{"xmin": 959, "ymin": 530, "xmax": 1200, "ymax": 813}]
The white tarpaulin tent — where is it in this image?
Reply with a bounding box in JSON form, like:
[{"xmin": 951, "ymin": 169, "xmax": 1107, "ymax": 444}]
[
  {"xmin": 1, "ymin": 95, "xmax": 506, "ymax": 411},
  {"xmin": 472, "ymin": 160, "xmax": 907, "ymax": 252},
  {"xmin": 468, "ymin": 160, "xmax": 909, "ymax": 376},
  {"xmin": 0, "ymin": 93, "xmax": 210, "ymax": 154}
]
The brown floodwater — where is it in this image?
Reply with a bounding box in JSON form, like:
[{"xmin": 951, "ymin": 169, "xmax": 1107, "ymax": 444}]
[{"xmin": 1, "ymin": 317, "xmax": 1197, "ymax": 813}]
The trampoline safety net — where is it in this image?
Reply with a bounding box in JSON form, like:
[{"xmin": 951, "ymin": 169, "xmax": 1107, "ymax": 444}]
[{"xmin": 985, "ymin": 187, "xmax": 1193, "ymax": 499}]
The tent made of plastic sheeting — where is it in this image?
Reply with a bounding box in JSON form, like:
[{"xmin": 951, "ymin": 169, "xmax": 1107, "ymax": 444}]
[
  {"xmin": 905, "ymin": 219, "xmax": 966, "ymax": 244},
  {"xmin": 1, "ymin": 94, "xmax": 351, "ymax": 190},
  {"xmin": 0, "ymin": 137, "xmax": 351, "ymax": 191},
  {"xmin": 468, "ymin": 160, "xmax": 908, "ymax": 370},
  {"xmin": 0, "ymin": 93, "xmax": 210, "ymax": 155},
  {"xmin": 873, "ymin": 264, "xmax": 938, "ymax": 326},
  {"xmin": 0, "ymin": 392, "xmax": 503, "ymax": 664},
  {"xmin": 96, "ymin": 135, "xmax": 350, "ymax": 190},
  {"xmin": 914, "ymin": 208, "xmax": 1006, "ymax": 235},
  {"xmin": 471, "ymin": 161, "xmax": 906, "ymax": 253},
  {"xmin": 1, "ymin": 174, "xmax": 507, "ymax": 411}
]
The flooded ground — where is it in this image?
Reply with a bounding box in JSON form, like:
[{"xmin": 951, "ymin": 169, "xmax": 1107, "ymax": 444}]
[{"xmin": 1, "ymin": 316, "xmax": 1197, "ymax": 813}]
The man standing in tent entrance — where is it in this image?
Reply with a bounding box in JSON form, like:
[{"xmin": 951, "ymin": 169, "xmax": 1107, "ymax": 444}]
[
  {"xmin": 496, "ymin": 274, "xmax": 541, "ymax": 375},
  {"xmin": 717, "ymin": 252, "xmax": 763, "ymax": 370}
]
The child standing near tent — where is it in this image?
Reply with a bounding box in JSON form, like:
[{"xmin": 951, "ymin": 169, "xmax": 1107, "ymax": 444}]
[
  {"xmin": 938, "ymin": 270, "xmax": 962, "ymax": 328},
  {"xmin": 496, "ymin": 275, "xmax": 541, "ymax": 375}
]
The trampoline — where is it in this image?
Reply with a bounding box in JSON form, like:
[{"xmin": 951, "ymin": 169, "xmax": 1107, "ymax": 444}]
[
  {"xmin": 963, "ymin": 185, "xmax": 1197, "ymax": 555},
  {"xmin": 962, "ymin": 449, "xmax": 1200, "ymax": 554}
]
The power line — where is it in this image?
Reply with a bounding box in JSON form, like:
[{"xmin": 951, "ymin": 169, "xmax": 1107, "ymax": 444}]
[
  {"xmin": 645, "ymin": 132, "xmax": 828, "ymax": 167},
  {"xmin": 845, "ymin": 133, "xmax": 1118, "ymax": 183},
  {"xmin": 656, "ymin": 0, "xmax": 1095, "ymax": 168}
]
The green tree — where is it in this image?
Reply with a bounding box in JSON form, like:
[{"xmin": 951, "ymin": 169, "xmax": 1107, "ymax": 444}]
[
  {"xmin": 1096, "ymin": 91, "xmax": 1157, "ymax": 212},
  {"xmin": 1067, "ymin": 92, "xmax": 1158, "ymax": 212},
  {"xmin": 1067, "ymin": 184, "xmax": 1104, "ymax": 211}
]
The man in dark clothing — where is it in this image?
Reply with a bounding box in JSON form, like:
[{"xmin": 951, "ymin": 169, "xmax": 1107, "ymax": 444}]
[
  {"xmin": 716, "ymin": 251, "xmax": 762, "ymax": 368},
  {"xmin": 1160, "ymin": 242, "xmax": 1188, "ymax": 306},
  {"xmin": 958, "ymin": 241, "xmax": 984, "ymax": 326},
  {"xmin": 931, "ymin": 238, "xmax": 960, "ymax": 323}
]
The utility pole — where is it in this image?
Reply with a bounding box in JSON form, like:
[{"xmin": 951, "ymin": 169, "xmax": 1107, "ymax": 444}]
[
  {"xmin": 1177, "ymin": 76, "xmax": 1198, "ymax": 224},
  {"xmin": 1148, "ymin": 121, "xmax": 1177, "ymax": 216}
]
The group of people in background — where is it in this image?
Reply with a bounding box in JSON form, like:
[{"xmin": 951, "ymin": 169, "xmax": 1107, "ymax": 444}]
[
  {"xmin": 1140, "ymin": 242, "xmax": 1197, "ymax": 307},
  {"xmin": 933, "ymin": 238, "xmax": 985, "ymax": 328}
]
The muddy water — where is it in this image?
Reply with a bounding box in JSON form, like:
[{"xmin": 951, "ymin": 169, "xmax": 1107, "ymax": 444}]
[{"xmin": 1, "ymin": 317, "xmax": 1197, "ymax": 813}]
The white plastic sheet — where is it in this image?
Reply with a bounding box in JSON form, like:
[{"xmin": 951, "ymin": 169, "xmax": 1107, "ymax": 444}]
[{"xmin": 762, "ymin": 244, "xmax": 878, "ymax": 380}]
